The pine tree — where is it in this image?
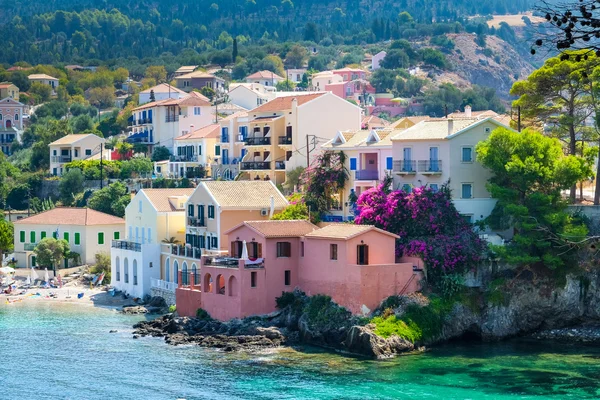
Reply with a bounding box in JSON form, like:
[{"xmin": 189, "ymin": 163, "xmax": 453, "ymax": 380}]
[
  {"xmin": 232, "ymin": 37, "xmax": 238, "ymax": 62},
  {"xmin": 149, "ymin": 90, "xmax": 155, "ymax": 102}
]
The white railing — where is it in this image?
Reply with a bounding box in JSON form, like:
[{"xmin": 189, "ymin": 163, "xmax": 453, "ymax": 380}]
[{"xmin": 151, "ymin": 278, "xmax": 177, "ymax": 293}]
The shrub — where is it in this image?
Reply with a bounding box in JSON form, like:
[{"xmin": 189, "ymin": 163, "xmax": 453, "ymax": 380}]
[
  {"xmin": 169, "ymin": 305, "xmax": 176, "ymax": 313},
  {"xmin": 275, "ymin": 291, "xmax": 297, "ymax": 309},
  {"xmin": 196, "ymin": 308, "xmax": 212, "ymax": 320},
  {"xmin": 90, "ymin": 251, "xmax": 111, "ymax": 281},
  {"xmin": 303, "ymin": 294, "xmax": 350, "ymax": 328}
]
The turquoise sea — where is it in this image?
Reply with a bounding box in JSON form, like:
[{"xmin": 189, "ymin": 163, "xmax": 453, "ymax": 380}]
[{"xmin": 1, "ymin": 302, "xmax": 600, "ymax": 400}]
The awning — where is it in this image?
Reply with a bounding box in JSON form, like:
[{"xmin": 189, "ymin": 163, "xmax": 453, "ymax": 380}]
[{"xmin": 126, "ymin": 131, "xmax": 149, "ymax": 143}]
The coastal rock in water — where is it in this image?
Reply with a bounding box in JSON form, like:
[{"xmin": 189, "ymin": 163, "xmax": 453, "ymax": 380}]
[
  {"xmin": 122, "ymin": 305, "xmax": 149, "ymax": 315},
  {"xmin": 344, "ymin": 324, "xmax": 414, "ymax": 358}
]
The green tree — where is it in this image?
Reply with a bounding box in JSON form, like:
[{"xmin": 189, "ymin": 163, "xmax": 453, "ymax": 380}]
[
  {"xmin": 232, "ymin": 37, "xmax": 238, "ymax": 62},
  {"xmin": 87, "ymin": 87, "xmax": 115, "ymax": 109},
  {"xmin": 145, "ymin": 65, "xmax": 167, "ymax": 83},
  {"xmin": 59, "ymin": 168, "xmax": 85, "ymax": 205},
  {"xmin": 477, "ymin": 127, "xmax": 591, "ymax": 271},
  {"xmin": 0, "ymin": 219, "xmax": 14, "ymax": 258},
  {"xmin": 151, "ymin": 146, "xmax": 171, "ymax": 162},
  {"xmin": 34, "ymin": 237, "xmax": 69, "ymax": 272},
  {"xmin": 285, "ymin": 45, "xmax": 307, "ymax": 69},
  {"xmin": 276, "ymin": 80, "xmax": 296, "ymax": 91},
  {"xmin": 370, "ymin": 69, "xmax": 397, "ymax": 92},
  {"xmin": 381, "ymin": 49, "xmax": 410, "ymax": 70},
  {"xmin": 87, "ymin": 181, "xmax": 131, "ymax": 217},
  {"xmin": 115, "ymin": 141, "xmax": 133, "ymax": 160},
  {"xmin": 29, "ymin": 82, "xmax": 52, "ymax": 103},
  {"xmin": 271, "ymin": 203, "xmax": 309, "ymax": 220},
  {"xmin": 200, "ymin": 86, "xmax": 215, "ymax": 100}
]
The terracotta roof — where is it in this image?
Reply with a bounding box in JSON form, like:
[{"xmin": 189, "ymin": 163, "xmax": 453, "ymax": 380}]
[
  {"xmin": 133, "ymin": 93, "xmax": 211, "ymax": 111},
  {"xmin": 140, "ymin": 83, "xmax": 186, "ymax": 95},
  {"xmin": 324, "ymin": 129, "xmax": 394, "ymax": 149},
  {"xmin": 391, "ymin": 118, "xmax": 482, "ymax": 141},
  {"xmin": 389, "ymin": 116, "xmax": 430, "ymax": 129},
  {"xmin": 222, "ymin": 111, "xmax": 248, "ymax": 121},
  {"xmin": 305, "ymin": 224, "xmax": 399, "ymax": 240},
  {"xmin": 142, "ymin": 189, "xmax": 195, "ymax": 212},
  {"xmin": 49, "ymin": 134, "xmax": 103, "ymax": 146},
  {"xmin": 175, "ymin": 71, "xmax": 220, "ymax": 80},
  {"xmin": 175, "ymin": 65, "xmax": 198, "ymax": 73},
  {"xmin": 28, "ymin": 74, "xmax": 58, "ymax": 80},
  {"xmin": 250, "ymin": 93, "xmax": 325, "ymax": 113},
  {"xmin": 14, "ymin": 208, "xmax": 124, "ymax": 226},
  {"xmin": 176, "ymin": 124, "xmax": 220, "ymax": 140},
  {"xmin": 246, "ymin": 70, "xmax": 284, "ymax": 80},
  {"xmin": 202, "ymin": 181, "xmax": 288, "ymax": 210},
  {"xmin": 0, "ymin": 83, "xmax": 16, "ymax": 89},
  {"xmin": 333, "ymin": 67, "xmax": 367, "ymax": 73},
  {"xmin": 362, "ymin": 115, "xmax": 389, "ymax": 128},
  {"xmin": 447, "ymin": 109, "xmax": 499, "ymax": 119},
  {"xmin": 225, "ymin": 220, "xmax": 318, "ymax": 238}
]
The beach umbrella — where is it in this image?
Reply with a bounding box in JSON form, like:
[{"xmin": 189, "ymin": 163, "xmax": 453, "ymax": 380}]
[
  {"xmin": 30, "ymin": 267, "xmax": 39, "ymax": 282},
  {"xmin": 44, "ymin": 268, "xmax": 50, "ymax": 283},
  {"xmin": 0, "ymin": 266, "xmax": 15, "ymax": 275},
  {"xmin": 241, "ymin": 240, "xmax": 249, "ymax": 260},
  {"xmin": 25, "ymin": 275, "xmax": 31, "ymax": 285}
]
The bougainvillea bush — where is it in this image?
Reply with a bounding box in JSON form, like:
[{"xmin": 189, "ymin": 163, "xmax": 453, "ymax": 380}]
[
  {"xmin": 301, "ymin": 151, "xmax": 348, "ymax": 219},
  {"xmin": 354, "ymin": 182, "xmax": 486, "ymax": 277}
]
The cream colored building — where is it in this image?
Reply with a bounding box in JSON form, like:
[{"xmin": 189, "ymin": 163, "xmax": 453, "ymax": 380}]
[
  {"xmin": 28, "ymin": 74, "xmax": 59, "ymax": 91},
  {"xmin": 49, "ymin": 134, "xmax": 106, "ymax": 176},
  {"xmin": 138, "ymin": 83, "xmax": 187, "ymax": 105},
  {"xmin": 310, "ymin": 71, "xmax": 343, "ymax": 90},
  {"xmin": 391, "ymin": 116, "xmax": 513, "ymax": 222},
  {"xmin": 214, "ymin": 92, "xmax": 361, "ymax": 185},
  {"xmin": 0, "ymin": 83, "xmax": 19, "ymax": 101},
  {"xmin": 127, "ymin": 92, "xmax": 215, "ymax": 151},
  {"xmin": 155, "ymin": 124, "xmax": 220, "ymax": 178},
  {"xmin": 13, "ymin": 208, "xmax": 125, "ymax": 269},
  {"xmin": 228, "ymin": 83, "xmax": 274, "ymax": 111},
  {"xmin": 110, "ymin": 188, "xmax": 193, "ymax": 298},
  {"xmin": 245, "ymin": 70, "xmax": 285, "ymax": 87}
]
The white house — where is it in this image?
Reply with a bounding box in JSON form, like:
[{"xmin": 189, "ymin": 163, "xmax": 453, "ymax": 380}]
[
  {"xmin": 228, "ymin": 83, "xmax": 274, "ymax": 111},
  {"xmin": 287, "ymin": 68, "xmax": 307, "ymax": 83},
  {"xmin": 372, "ymin": 51, "xmax": 387, "ymax": 70},
  {"xmin": 138, "ymin": 83, "xmax": 187, "ymax": 105},
  {"xmin": 110, "ymin": 188, "xmax": 194, "ymax": 299},
  {"xmin": 245, "ymin": 70, "xmax": 285, "ymax": 87},
  {"xmin": 13, "ymin": 208, "xmax": 125, "ymax": 270},
  {"xmin": 28, "ymin": 74, "xmax": 59, "ymax": 91},
  {"xmin": 49, "ymin": 134, "xmax": 106, "ymax": 176},
  {"xmin": 310, "ymin": 71, "xmax": 343, "ymax": 90}
]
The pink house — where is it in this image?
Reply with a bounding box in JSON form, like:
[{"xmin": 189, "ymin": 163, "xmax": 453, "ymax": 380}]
[
  {"xmin": 176, "ymin": 220, "xmax": 423, "ymax": 320},
  {"xmin": 332, "ymin": 68, "xmax": 368, "ymax": 81},
  {"xmin": 325, "ymin": 80, "xmax": 375, "ymax": 104}
]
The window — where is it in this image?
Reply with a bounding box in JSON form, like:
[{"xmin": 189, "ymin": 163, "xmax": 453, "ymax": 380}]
[
  {"xmin": 15, "ymin": 114, "xmax": 18, "ymax": 121},
  {"xmin": 63, "ymin": 232, "xmax": 69, "ymax": 243},
  {"xmin": 402, "ymin": 184, "xmax": 412, "ymax": 193},
  {"xmin": 284, "ymin": 270, "xmax": 291, "ymax": 286},
  {"xmin": 19, "ymin": 231, "xmax": 25, "ymax": 243},
  {"xmin": 194, "ymin": 107, "xmax": 201, "ymax": 115},
  {"xmin": 300, "ymin": 241, "xmax": 304, "ymax": 257},
  {"xmin": 74, "ymin": 233, "xmax": 80, "ymax": 245},
  {"xmin": 461, "ymin": 184, "xmax": 473, "ymax": 199},
  {"xmin": 208, "ymin": 205, "xmax": 215, "ymax": 219},
  {"xmin": 30, "ymin": 231, "xmax": 35, "ymax": 243},
  {"xmin": 386, "ymin": 157, "xmax": 393, "ymax": 170},
  {"xmin": 461, "ymin": 214, "xmax": 473, "ymax": 223},
  {"xmin": 85, "ymin": 149, "xmax": 91, "ymax": 156},
  {"xmin": 276, "ymin": 242, "xmax": 291, "ymax": 258},
  {"xmin": 188, "ymin": 204, "xmax": 194, "ymax": 217},
  {"xmin": 461, "ymin": 147, "xmax": 473, "ymax": 162},
  {"xmin": 52, "ymin": 231, "xmax": 58, "ymax": 239},
  {"xmin": 114, "ymin": 232, "xmax": 120, "ymax": 240},
  {"xmin": 198, "ymin": 145, "xmax": 202, "ymax": 155},
  {"xmin": 41, "ymin": 231, "xmax": 46, "ymax": 240},
  {"xmin": 251, "ymin": 271, "xmax": 257, "ymax": 288},
  {"xmin": 429, "ymin": 184, "xmax": 439, "ymax": 192},
  {"xmin": 330, "ymin": 244, "xmax": 338, "ymax": 260},
  {"xmin": 138, "ymin": 200, "xmax": 143, "ymax": 213},
  {"xmin": 98, "ymin": 232, "xmax": 105, "ymax": 245},
  {"xmin": 211, "ymin": 236, "xmax": 218, "ymax": 249},
  {"xmin": 357, "ymin": 244, "xmax": 369, "ymax": 265},
  {"xmin": 350, "ymin": 158, "xmax": 357, "ymax": 171},
  {"xmin": 215, "ymin": 145, "xmax": 221, "ymax": 156}
]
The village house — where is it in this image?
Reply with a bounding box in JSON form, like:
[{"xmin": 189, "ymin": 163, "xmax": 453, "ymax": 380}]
[
  {"xmin": 391, "ymin": 113, "xmax": 514, "ymax": 222},
  {"xmin": 332, "ymin": 67, "xmax": 368, "ymax": 81},
  {"xmin": 310, "ymin": 71, "xmax": 343, "ymax": 90},
  {"xmin": 127, "ymin": 92, "xmax": 215, "ymax": 151},
  {"xmin": 174, "ymin": 71, "xmax": 226, "ymax": 93},
  {"xmin": 48, "ymin": 134, "xmax": 106, "ymax": 176},
  {"xmin": 371, "ymin": 51, "xmax": 387, "ymax": 71},
  {"xmin": 159, "ymin": 181, "xmax": 288, "ymax": 302},
  {"xmin": 110, "ymin": 188, "xmax": 194, "ymax": 301},
  {"xmin": 227, "ymin": 83, "xmax": 274, "ymax": 111},
  {"xmin": 325, "ymin": 79, "xmax": 375, "ymax": 105},
  {"xmin": 175, "ymin": 220, "xmax": 423, "ymax": 321},
  {"xmin": 14, "ymin": 208, "xmax": 125, "ymax": 269},
  {"xmin": 28, "ymin": 74, "xmax": 59, "ymax": 91},
  {"xmin": 245, "ymin": 70, "xmax": 285, "ymax": 87},
  {"xmin": 362, "ymin": 115, "xmax": 389, "ymax": 130},
  {"xmin": 174, "ymin": 65, "xmax": 198, "ymax": 77},
  {"xmin": 210, "ymin": 111, "xmax": 249, "ymax": 180},
  {"xmin": 0, "ymin": 96, "xmax": 26, "ymax": 156},
  {"xmin": 154, "ymin": 124, "xmax": 220, "ymax": 179},
  {"xmin": 287, "ymin": 68, "xmax": 307, "ymax": 83},
  {"xmin": 138, "ymin": 83, "xmax": 187, "ymax": 105},
  {"xmin": 220, "ymin": 92, "xmax": 361, "ymax": 185},
  {"xmin": 0, "ymin": 83, "xmax": 19, "ymax": 101}
]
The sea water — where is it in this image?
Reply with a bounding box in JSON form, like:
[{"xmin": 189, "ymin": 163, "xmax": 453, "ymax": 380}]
[{"xmin": 1, "ymin": 302, "xmax": 599, "ymax": 399}]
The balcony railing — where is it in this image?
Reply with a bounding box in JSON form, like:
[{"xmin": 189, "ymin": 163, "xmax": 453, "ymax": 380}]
[
  {"xmin": 278, "ymin": 136, "xmax": 292, "ymax": 145},
  {"xmin": 240, "ymin": 161, "xmax": 271, "ymax": 170},
  {"xmin": 165, "ymin": 115, "xmax": 180, "ymax": 123},
  {"xmin": 275, "ymin": 161, "xmax": 286, "ymax": 170},
  {"xmin": 151, "ymin": 278, "xmax": 177, "ymax": 293},
  {"xmin": 128, "ymin": 119, "xmax": 136, "ymax": 126},
  {"xmin": 170, "ymin": 155, "xmax": 198, "ymax": 162},
  {"xmin": 138, "ymin": 118, "xmax": 152, "ymax": 124},
  {"xmin": 245, "ymin": 137, "xmax": 271, "ymax": 146},
  {"xmin": 418, "ymin": 160, "xmax": 442, "ymax": 174},
  {"xmin": 355, "ymin": 170, "xmax": 379, "ymax": 180},
  {"xmin": 171, "ymin": 244, "xmax": 202, "ymax": 259},
  {"xmin": 111, "ymin": 240, "xmax": 142, "ymax": 252},
  {"xmin": 51, "ymin": 156, "xmax": 72, "ymax": 163},
  {"xmin": 24, "ymin": 243, "xmax": 36, "ymax": 251},
  {"xmin": 204, "ymin": 257, "xmax": 239, "ymax": 268},
  {"xmin": 221, "ymin": 134, "xmax": 229, "ymax": 143},
  {"xmin": 188, "ymin": 217, "xmax": 206, "ymax": 227},
  {"xmin": 393, "ymin": 160, "xmax": 416, "ymax": 174}
]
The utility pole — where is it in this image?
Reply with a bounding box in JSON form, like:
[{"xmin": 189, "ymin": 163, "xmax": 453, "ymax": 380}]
[
  {"xmin": 100, "ymin": 143, "xmax": 103, "ymax": 189},
  {"xmin": 306, "ymin": 134, "xmax": 316, "ymax": 167},
  {"xmin": 517, "ymin": 105, "xmax": 522, "ymax": 132}
]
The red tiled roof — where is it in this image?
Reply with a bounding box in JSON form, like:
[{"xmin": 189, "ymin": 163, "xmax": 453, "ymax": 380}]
[
  {"xmin": 246, "ymin": 70, "xmax": 284, "ymax": 80},
  {"xmin": 225, "ymin": 220, "xmax": 317, "ymax": 238},
  {"xmin": 176, "ymin": 124, "xmax": 220, "ymax": 140},
  {"xmin": 250, "ymin": 93, "xmax": 325, "ymax": 113},
  {"xmin": 14, "ymin": 208, "xmax": 125, "ymax": 226}
]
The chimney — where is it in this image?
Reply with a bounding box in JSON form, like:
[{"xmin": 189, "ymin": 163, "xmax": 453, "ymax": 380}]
[
  {"xmin": 291, "ymin": 97, "xmax": 298, "ymax": 114},
  {"xmin": 448, "ymin": 119, "xmax": 454, "ymax": 136},
  {"xmin": 465, "ymin": 105, "xmax": 472, "ymax": 118}
]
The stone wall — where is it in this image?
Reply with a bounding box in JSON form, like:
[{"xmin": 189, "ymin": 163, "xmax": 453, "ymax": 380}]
[{"xmin": 151, "ymin": 287, "xmax": 176, "ymax": 306}]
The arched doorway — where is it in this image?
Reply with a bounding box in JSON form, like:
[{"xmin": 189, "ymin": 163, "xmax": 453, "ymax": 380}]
[
  {"xmin": 5, "ymin": 120, "xmax": 11, "ymax": 128},
  {"xmin": 115, "ymin": 256, "xmax": 120, "ymax": 282},
  {"xmin": 203, "ymin": 273, "xmax": 212, "ymax": 293},
  {"xmin": 228, "ymin": 276, "xmax": 237, "ymax": 296},
  {"xmin": 165, "ymin": 258, "xmax": 170, "ymax": 282},
  {"xmin": 216, "ymin": 274, "xmax": 225, "ymax": 295},
  {"xmin": 191, "ymin": 263, "xmax": 199, "ymax": 285},
  {"xmin": 133, "ymin": 260, "xmax": 138, "ymax": 285},
  {"xmin": 124, "ymin": 258, "xmax": 129, "ymax": 283},
  {"xmin": 182, "ymin": 262, "xmax": 188, "ymax": 286},
  {"xmin": 173, "ymin": 260, "xmax": 179, "ymax": 284}
]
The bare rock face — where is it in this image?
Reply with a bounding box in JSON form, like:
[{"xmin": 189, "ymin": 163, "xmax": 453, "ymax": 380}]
[{"xmin": 344, "ymin": 324, "xmax": 414, "ymax": 359}]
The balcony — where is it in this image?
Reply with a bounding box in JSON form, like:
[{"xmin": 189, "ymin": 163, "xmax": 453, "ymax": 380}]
[
  {"xmin": 204, "ymin": 257, "xmax": 239, "ymax": 268},
  {"xmin": 275, "ymin": 161, "xmax": 286, "ymax": 170},
  {"xmin": 245, "ymin": 137, "xmax": 271, "ymax": 146},
  {"xmin": 165, "ymin": 115, "xmax": 180, "ymax": 123},
  {"xmin": 170, "ymin": 155, "xmax": 198, "ymax": 162},
  {"xmin": 111, "ymin": 240, "xmax": 142, "ymax": 252},
  {"xmin": 240, "ymin": 161, "xmax": 271, "ymax": 170},
  {"xmin": 220, "ymin": 134, "xmax": 229, "ymax": 143},
  {"xmin": 128, "ymin": 119, "xmax": 136, "ymax": 127},
  {"xmin": 151, "ymin": 278, "xmax": 177, "ymax": 293},
  {"xmin": 138, "ymin": 118, "xmax": 152, "ymax": 125},
  {"xmin": 418, "ymin": 160, "xmax": 442, "ymax": 174},
  {"xmin": 355, "ymin": 170, "xmax": 379, "ymax": 181},
  {"xmin": 51, "ymin": 156, "xmax": 72, "ymax": 163},
  {"xmin": 394, "ymin": 160, "xmax": 416, "ymax": 174},
  {"xmin": 171, "ymin": 244, "xmax": 202, "ymax": 259},
  {"xmin": 278, "ymin": 136, "xmax": 292, "ymax": 145},
  {"xmin": 188, "ymin": 217, "xmax": 206, "ymax": 227},
  {"xmin": 24, "ymin": 243, "xmax": 36, "ymax": 251}
]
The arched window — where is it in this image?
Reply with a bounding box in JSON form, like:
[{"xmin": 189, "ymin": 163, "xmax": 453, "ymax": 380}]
[
  {"xmin": 228, "ymin": 276, "xmax": 237, "ymax": 297},
  {"xmin": 165, "ymin": 258, "xmax": 170, "ymax": 282},
  {"xmin": 192, "ymin": 263, "xmax": 199, "ymax": 285},
  {"xmin": 14, "ymin": 114, "xmax": 18, "ymax": 121},
  {"xmin": 124, "ymin": 258, "xmax": 129, "ymax": 283},
  {"xmin": 182, "ymin": 262, "xmax": 188, "ymax": 286},
  {"xmin": 133, "ymin": 260, "xmax": 138, "ymax": 285},
  {"xmin": 115, "ymin": 256, "xmax": 121, "ymax": 282},
  {"xmin": 203, "ymin": 273, "xmax": 212, "ymax": 293},
  {"xmin": 216, "ymin": 274, "xmax": 225, "ymax": 295},
  {"xmin": 0, "ymin": 114, "xmax": 3, "ymax": 121},
  {"xmin": 173, "ymin": 260, "xmax": 179, "ymax": 284}
]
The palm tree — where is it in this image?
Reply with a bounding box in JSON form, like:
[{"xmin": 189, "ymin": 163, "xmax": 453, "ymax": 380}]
[{"xmin": 161, "ymin": 237, "xmax": 180, "ymax": 244}]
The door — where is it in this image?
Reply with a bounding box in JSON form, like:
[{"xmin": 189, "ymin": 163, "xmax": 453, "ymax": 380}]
[
  {"xmin": 429, "ymin": 147, "xmax": 439, "ymax": 171},
  {"xmin": 403, "ymin": 148, "xmax": 412, "ymax": 171},
  {"xmin": 222, "ymin": 149, "xmax": 229, "ymax": 165}
]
